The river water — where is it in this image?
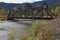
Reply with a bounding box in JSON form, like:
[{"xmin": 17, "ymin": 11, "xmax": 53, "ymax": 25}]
[{"xmin": 0, "ymin": 19, "xmax": 33, "ymax": 40}]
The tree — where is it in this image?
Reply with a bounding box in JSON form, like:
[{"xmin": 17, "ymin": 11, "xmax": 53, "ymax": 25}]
[
  {"xmin": 0, "ymin": 9, "xmax": 7, "ymax": 20},
  {"xmin": 51, "ymin": 7, "xmax": 60, "ymax": 17}
]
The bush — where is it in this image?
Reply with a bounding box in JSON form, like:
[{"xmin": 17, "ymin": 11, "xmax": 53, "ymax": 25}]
[{"xmin": 55, "ymin": 7, "xmax": 60, "ymax": 17}]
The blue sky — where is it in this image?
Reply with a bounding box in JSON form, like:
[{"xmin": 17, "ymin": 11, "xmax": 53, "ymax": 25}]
[{"xmin": 0, "ymin": 0, "xmax": 43, "ymax": 3}]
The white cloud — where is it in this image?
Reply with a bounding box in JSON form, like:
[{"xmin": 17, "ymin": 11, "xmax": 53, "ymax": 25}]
[{"xmin": 0, "ymin": 0, "xmax": 43, "ymax": 3}]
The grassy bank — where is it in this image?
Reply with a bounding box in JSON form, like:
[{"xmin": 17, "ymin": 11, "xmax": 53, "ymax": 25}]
[{"xmin": 20, "ymin": 20, "xmax": 56, "ymax": 40}]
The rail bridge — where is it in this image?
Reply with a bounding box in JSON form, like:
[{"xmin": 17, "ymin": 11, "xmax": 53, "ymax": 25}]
[{"xmin": 7, "ymin": 3, "xmax": 57, "ymax": 20}]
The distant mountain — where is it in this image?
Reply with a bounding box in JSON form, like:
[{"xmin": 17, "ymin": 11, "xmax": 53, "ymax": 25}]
[
  {"xmin": 34, "ymin": 0, "xmax": 60, "ymax": 9},
  {"xmin": 0, "ymin": 0, "xmax": 60, "ymax": 10},
  {"xmin": 0, "ymin": 2, "xmax": 21, "ymax": 10}
]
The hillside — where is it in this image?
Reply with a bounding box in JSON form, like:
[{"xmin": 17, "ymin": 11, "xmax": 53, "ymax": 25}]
[{"xmin": 0, "ymin": 0, "xmax": 60, "ymax": 10}]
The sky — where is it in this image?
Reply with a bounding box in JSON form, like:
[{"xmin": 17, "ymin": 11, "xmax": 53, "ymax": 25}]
[{"xmin": 0, "ymin": 0, "xmax": 43, "ymax": 3}]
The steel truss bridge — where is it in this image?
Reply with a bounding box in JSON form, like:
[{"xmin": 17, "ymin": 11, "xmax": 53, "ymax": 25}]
[{"xmin": 7, "ymin": 3, "xmax": 57, "ymax": 20}]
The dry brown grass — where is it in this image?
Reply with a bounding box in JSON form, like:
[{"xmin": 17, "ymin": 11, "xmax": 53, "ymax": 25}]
[
  {"xmin": 20, "ymin": 20, "xmax": 57, "ymax": 40},
  {"xmin": 8, "ymin": 28, "xmax": 16, "ymax": 40}
]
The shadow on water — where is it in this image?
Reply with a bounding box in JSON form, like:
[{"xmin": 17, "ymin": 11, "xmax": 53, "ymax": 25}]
[{"xmin": 7, "ymin": 18, "xmax": 55, "ymax": 25}]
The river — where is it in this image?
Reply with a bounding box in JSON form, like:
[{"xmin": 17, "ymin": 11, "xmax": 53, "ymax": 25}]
[{"xmin": 0, "ymin": 19, "xmax": 33, "ymax": 40}]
